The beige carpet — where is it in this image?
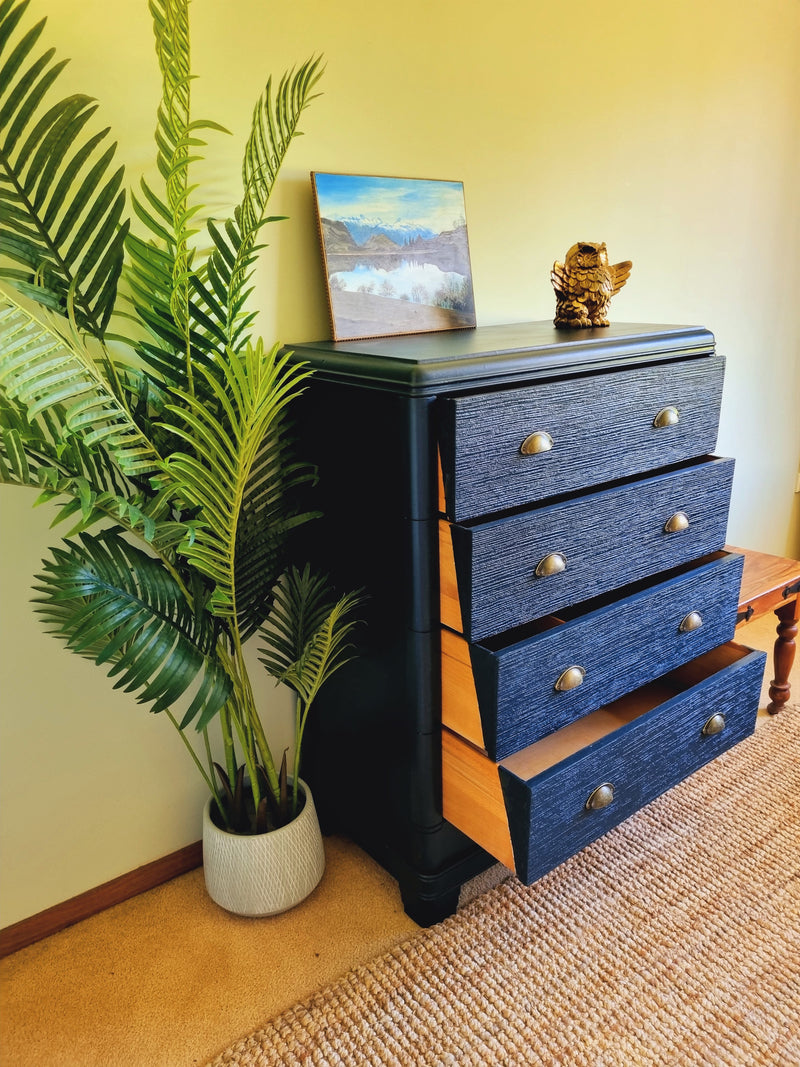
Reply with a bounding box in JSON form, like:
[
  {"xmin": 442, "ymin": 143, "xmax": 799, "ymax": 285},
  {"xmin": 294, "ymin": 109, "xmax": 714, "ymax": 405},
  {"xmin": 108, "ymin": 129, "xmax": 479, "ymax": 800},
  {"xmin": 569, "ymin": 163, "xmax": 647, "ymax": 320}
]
[
  {"xmin": 0, "ymin": 835, "xmax": 420, "ymax": 1067},
  {"xmin": 209, "ymin": 708, "xmax": 800, "ymax": 1066}
]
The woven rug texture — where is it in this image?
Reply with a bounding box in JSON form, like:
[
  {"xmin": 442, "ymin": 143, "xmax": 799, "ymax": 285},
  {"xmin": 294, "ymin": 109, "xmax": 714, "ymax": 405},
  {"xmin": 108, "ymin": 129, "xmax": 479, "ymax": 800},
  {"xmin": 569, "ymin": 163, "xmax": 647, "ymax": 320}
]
[{"xmin": 209, "ymin": 713, "xmax": 800, "ymax": 1066}]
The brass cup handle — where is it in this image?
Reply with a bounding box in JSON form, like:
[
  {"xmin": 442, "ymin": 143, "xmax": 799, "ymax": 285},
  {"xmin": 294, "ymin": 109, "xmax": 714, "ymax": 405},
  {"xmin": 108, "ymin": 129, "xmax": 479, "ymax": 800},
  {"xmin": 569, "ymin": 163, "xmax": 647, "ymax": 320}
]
[
  {"xmin": 586, "ymin": 783, "xmax": 615, "ymax": 811},
  {"xmin": 555, "ymin": 666, "xmax": 586, "ymax": 692},
  {"xmin": 520, "ymin": 431, "xmax": 554, "ymax": 456},
  {"xmin": 653, "ymin": 406, "xmax": 680, "ymax": 428},
  {"xmin": 702, "ymin": 713, "xmax": 726, "ymax": 736},
  {"xmin": 535, "ymin": 551, "xmax": 567, "ymax": 578},
  {"xmin": 664, "ymin": 511, "xmax": 690, "ymax": 533},
  {"xmin": 679, "ymin": 611, "xmax": 703, "ymax": 633}
]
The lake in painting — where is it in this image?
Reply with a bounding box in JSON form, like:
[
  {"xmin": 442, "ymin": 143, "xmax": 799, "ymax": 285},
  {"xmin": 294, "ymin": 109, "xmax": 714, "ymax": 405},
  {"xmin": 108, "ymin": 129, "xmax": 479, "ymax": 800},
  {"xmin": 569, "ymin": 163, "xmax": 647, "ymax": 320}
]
[{"xmin": 312, "ymin": 173, "xmax": 477, "ymax": 340}]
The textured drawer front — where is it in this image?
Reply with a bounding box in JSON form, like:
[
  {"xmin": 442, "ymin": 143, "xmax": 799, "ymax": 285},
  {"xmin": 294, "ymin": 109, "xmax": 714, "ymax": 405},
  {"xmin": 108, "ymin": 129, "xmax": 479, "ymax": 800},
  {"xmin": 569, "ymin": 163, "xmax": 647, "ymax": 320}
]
[
  {"xmin": 452, "ymin": 552, "xmax": 744, "ymax": 759},
  {"xmin": 445, "ymin": 456, "xmax": 734, "ymax": 641},
  {"xmin": 499, "ymin": 646, "xmax": 765, "ymax": 884},
  {"xmin": 442, "ymin": 643, "xmax": 766, "ymax": 883},
  {"xmin": 440, "ymin": 355, "xmax": 725, "ymax": 522}
]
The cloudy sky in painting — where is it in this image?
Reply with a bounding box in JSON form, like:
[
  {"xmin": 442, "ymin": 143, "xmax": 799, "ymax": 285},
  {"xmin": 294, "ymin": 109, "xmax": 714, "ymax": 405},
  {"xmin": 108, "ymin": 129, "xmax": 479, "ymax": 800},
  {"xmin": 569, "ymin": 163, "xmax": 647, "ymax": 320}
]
[{"xmin": 312, "ymin": 173, "xmax": 466, "ymax": 234}]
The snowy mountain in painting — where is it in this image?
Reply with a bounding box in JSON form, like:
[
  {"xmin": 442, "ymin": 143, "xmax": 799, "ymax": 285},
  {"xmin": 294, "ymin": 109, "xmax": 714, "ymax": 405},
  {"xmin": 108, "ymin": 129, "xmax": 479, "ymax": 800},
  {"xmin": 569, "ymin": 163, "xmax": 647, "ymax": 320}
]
[{"xmin": 335, "ymin": 215, "xmax": 437, "ymax": 247}]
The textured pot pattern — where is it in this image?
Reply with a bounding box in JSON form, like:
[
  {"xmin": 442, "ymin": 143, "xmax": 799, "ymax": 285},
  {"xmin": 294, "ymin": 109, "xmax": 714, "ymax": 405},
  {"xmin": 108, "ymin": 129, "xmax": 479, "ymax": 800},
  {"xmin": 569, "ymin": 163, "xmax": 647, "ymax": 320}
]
[{"xmin": 202, "ymin": 779, "xmax": 325, "ymax": 916}]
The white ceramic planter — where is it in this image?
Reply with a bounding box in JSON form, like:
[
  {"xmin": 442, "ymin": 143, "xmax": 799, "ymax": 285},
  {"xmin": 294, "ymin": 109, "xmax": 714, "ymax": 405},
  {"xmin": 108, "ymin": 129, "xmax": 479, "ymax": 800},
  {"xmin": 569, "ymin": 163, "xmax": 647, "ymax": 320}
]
[{"xmin": 202, "ymin": 779, "xmax": 325, "ymax": 916}]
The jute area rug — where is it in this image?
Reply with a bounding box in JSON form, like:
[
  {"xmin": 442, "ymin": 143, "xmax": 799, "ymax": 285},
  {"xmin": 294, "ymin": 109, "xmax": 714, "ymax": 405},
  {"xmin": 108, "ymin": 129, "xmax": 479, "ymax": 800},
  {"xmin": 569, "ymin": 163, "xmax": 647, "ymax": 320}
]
[{"xmin": 209, "ymin": 712, "xmax": 800, "ymax": 1066}]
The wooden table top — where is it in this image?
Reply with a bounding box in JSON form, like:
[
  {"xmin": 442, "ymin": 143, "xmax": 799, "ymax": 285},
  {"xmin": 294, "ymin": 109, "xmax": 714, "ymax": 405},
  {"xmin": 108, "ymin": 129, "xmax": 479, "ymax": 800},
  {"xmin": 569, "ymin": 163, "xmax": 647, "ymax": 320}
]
[{"xmin": 727, "ymin": 545, "xmax": 800, "ymax": 610}]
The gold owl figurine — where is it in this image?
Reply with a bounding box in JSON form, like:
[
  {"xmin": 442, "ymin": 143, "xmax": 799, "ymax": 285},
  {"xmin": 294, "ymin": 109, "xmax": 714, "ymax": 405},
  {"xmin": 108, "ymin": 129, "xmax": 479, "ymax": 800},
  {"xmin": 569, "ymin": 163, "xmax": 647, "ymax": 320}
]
[{"xmin": 551, "ymin": 242, "xmax": 632, "ymax": 328}]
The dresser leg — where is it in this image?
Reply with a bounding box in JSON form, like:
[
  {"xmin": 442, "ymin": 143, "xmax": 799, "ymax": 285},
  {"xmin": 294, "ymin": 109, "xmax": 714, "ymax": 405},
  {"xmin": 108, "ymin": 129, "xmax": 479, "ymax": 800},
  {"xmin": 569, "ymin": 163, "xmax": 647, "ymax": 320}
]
[
  {"xmin": 767, "ymin": 598, "xmax": 799, "ymax": 715},
  {"xmin": 400, "ymin": 884, "xmax": 461, "ymax": 927}
]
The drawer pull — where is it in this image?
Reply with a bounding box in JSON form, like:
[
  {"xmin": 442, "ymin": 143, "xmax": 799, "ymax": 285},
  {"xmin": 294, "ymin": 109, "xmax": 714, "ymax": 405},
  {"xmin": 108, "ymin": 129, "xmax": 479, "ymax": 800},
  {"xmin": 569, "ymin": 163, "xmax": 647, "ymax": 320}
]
[
  {"xmin": 664, "ymin": 511, "xmax": 690, "ymax": 533},
  {"xmin": 653, "ymin": 406, "xmax": 680, "ymax": 428},
  {"xmin": 586, "ymin": 783, "xmax": 615, "ymax": 811},
  {"xmin": 555, "ymin": 665, "xmax": 586, "ymax": 692},
  {"xmin": 520, "ymin": 431, "xmax": 554, "ymax": 456},
  {"xmin": 535, "ymin": 552, "xmax": 567, "ymax": 578},
  {"xmin": 702, "ymin": 713, "xmax": 726, "ymax": 736},
  {"xmin": 679, "ymin": 611, "xmax": 703, "ymax": 633}
]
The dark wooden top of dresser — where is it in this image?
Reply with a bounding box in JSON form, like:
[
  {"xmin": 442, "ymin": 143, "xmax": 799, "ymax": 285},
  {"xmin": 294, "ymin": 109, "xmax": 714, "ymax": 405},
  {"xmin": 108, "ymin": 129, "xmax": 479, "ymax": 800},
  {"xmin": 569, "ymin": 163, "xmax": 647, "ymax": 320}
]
[{"xmin": 286, "ymin": 322, "xmax": 716, "ymax": 395}]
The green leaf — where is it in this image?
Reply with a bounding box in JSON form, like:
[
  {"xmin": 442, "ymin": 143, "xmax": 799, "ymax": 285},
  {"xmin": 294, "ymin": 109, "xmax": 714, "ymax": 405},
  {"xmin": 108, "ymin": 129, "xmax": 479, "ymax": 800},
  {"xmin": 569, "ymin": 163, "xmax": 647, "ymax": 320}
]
[
  {"xmin": 194, "ymin": 57, "xmax": 323, "ymax": 356},
  {"xmin": 1, "ymin": 423, "xmax": 29, "ymax": 480},
  {"xmin": 0, "ymin": 287, "xmax": 163, "ymax": 478},
  {"xmin": 0, "ymin": 1, "xmax": 128, "ymax": 337},
  {"xmin": 160, "ymin": 340, "xmax": 317, "ymax": 636},
  {"xmin": 33, "ymin": 529, "xmax": 233, "ymax": 728},
  {"xmin": 258, "ymin": 563, "xmax": 364, "ymax": 708}
]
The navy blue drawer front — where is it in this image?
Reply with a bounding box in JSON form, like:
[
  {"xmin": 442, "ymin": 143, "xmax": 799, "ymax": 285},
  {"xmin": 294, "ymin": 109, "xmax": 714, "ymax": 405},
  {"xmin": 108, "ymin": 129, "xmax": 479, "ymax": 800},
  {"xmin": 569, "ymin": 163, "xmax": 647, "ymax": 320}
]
[
  {"xmin": 440, "ymin": 354, "xmax": 725, "ymax": 522},
  {"xmin": 498, "ymin": 645, "xmax": 765, "ymax": 886},
  {"xmin": 471, "ymin": 551, "xmax": 745, "ymax": 760},
  {"xmin": 450, "ymin": 456, "xmax": 735, "ymax": 641}
]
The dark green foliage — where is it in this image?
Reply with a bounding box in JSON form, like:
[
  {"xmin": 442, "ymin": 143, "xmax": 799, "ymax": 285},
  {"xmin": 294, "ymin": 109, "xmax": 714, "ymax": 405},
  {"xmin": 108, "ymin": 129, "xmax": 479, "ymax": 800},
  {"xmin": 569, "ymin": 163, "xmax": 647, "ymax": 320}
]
[
  {"xmin": 0, "ymin": 0, "xmax": 128, "ymax": 337},
  {"xmin": 33, "ymin": 529, "xmax": 231, "ymax": 728}
]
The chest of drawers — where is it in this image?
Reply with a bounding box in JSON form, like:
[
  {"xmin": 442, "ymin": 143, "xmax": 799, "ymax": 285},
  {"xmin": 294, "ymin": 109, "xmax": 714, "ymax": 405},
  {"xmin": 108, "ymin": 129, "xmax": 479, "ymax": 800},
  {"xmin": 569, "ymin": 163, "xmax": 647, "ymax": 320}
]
[{"xmin": 289, "ymin": 322, "xmax": 766, "ymax": 925}]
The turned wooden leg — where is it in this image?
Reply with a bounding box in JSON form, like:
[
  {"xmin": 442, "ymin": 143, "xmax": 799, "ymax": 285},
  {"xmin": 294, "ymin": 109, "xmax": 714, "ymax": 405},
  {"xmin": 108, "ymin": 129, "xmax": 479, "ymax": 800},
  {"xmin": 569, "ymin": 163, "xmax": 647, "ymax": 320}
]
[{"xmin": 767, "ymin": 597, "xmax": 799, "ymax": 714}]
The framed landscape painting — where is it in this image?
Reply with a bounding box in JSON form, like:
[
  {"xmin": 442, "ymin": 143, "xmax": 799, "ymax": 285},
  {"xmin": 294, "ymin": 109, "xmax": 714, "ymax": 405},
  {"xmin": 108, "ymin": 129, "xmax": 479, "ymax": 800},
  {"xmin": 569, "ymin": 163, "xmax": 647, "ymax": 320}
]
[{"xmin": 311, "ymin": 172, "xmax": 477, "ymax": 341}]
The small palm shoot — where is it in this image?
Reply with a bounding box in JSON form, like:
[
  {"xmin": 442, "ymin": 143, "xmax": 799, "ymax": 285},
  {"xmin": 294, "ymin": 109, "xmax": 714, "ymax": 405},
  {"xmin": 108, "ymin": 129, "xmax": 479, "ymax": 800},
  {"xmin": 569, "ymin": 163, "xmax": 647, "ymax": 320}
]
[{"xmin": 259, "ymin": 566, "xmax": 365, "ymax": 823}]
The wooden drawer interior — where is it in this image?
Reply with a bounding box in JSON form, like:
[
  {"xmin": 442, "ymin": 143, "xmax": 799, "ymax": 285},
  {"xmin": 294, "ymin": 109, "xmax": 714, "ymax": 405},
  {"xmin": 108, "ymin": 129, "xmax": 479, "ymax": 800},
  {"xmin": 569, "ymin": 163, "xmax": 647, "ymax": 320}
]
[{"xmin": 442, "ymin": 641, "xmax": 766, "ymax": 881}]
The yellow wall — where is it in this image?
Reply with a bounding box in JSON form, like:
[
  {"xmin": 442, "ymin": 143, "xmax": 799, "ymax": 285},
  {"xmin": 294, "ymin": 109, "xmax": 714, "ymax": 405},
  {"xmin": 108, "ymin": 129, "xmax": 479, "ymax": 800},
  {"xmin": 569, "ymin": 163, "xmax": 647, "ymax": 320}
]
[{"xmin": 1, "ymin": 0, "xmax": 798, "ymax": 926}]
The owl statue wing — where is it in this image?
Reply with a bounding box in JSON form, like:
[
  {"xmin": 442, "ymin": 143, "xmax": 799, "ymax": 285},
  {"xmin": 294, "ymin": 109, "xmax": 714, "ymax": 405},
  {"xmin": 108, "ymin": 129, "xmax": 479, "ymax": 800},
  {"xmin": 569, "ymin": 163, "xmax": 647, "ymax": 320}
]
[
  {"xmin": 609, "ymin": 260, "xmax": 633, "ymax": 296},
  {"xmin": 551, "ymin": 260, "xmax": 570, "ymax": 293}
]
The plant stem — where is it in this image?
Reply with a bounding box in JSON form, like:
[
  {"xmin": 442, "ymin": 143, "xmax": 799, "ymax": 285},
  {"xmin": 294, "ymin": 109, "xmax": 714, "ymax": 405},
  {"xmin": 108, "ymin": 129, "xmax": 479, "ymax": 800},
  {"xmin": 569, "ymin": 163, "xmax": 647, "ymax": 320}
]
[
  {"xmin": 248, "ymin": 701, "xmax": 279, "ymax": 799},
  {"xmin": 228, "ymin": 617, "xmax": 279, "ymax": 805},
  {"xmin": 227, "ymin": 701, "xmax": 263, "ymax": 820},
  {"xmin": 164, "ymin": 707, "xmax": 227, "ymax": 819},
  {"xmin": 218, "ymin": 704, "xmax": 238, "ymax": 790},
  {"xmin": 201, "ymin": 725, "xmax": 216, "ymax": 787},
  {"xmin": 292, "ymin": 695, "xmax": 311, "ymax": 816}
]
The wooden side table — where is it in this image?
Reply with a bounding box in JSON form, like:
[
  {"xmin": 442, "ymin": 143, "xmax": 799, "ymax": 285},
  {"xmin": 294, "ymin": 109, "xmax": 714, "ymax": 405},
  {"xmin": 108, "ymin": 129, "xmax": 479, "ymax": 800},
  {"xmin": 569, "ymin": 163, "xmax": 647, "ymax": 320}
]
[{"xmin": 730, "ymin": 545, "xmax": 800, "ymax": 714}]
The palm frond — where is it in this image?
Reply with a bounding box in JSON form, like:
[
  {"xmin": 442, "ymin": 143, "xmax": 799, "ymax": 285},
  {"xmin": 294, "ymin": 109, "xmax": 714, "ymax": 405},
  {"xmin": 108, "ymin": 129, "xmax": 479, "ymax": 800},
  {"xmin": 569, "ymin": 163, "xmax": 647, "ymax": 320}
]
[
  {"xmin": 160, "ymin": 340, "xmax": 316, "ymax": 635},
  {"xmin": 123, "ymin": 226, "xmax": 221, "ymax": 391},
  {"xmin": 258, "ymin": 564, "xmax": 364, "ymax": 708},
  {"xmin": 132, "ymin": 0, "xmax": 229, "ymax": 393},
  {"xmin": 240, "ymin": 59, "xmax": 323, "ymax": 240},
  {"xmin": 123, "ymin": 16, "xmax": 321, "ymax": 392},
  {"xmin": 258, "ymin": 563, "xmax": 364, "ymax": 817},
  {"xmin": 0, "ymin": 287, "xmax": 163, "ymax": 478},
  {"xmin": 232, "ymin": 421, "xmax": 319, "ymax": 641},
  {"xmin": 0, "ymin": 0, "xmax": 129, "ymax": 337},
  {"xmin": 1, "ymin": 388, "xmax": 123, "ymax": 487},
  {"xmin": 257, "ymin": 563, "xmax": 332, "ymax": 671},
  {"xmin": 149, "ymin": 0, "xmax": 193, "ymax": 340},
  {"xmin": 0, "ymin": 387, "xmax": 150, "ymax": 534},
  {"xmin": 0, "ymin": 391, "xmax": 194, "ymax": 542},
  {"xmin": 122, "ymin": 0, "xmax": 231, "ymax": 390},
  {"xmin": 33, "ymin": 528, "xmax": 232, "ymax": 729},
  {"xmin": 201, "ymin": 57, "xmax": 323, "ymax": 350}
]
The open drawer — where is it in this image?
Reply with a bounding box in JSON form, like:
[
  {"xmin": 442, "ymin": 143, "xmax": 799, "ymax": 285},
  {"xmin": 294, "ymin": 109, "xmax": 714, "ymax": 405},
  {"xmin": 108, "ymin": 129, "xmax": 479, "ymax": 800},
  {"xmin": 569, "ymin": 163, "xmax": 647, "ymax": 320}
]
[
  {"xmin": 442, "ymin": 551, "xmax": 745, "ymax": 759},
  {"xmin": 442, "ymin": 641, "xmax": 766, "ymax": 884}
]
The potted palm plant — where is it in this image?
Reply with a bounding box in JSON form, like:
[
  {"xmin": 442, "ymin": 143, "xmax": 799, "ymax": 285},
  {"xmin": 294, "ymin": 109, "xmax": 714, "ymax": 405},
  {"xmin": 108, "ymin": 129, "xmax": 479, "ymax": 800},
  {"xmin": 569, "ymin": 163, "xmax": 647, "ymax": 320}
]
[{"xmin": 0, "ymin": 0, "xmax": 362, "ymax": 915}]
